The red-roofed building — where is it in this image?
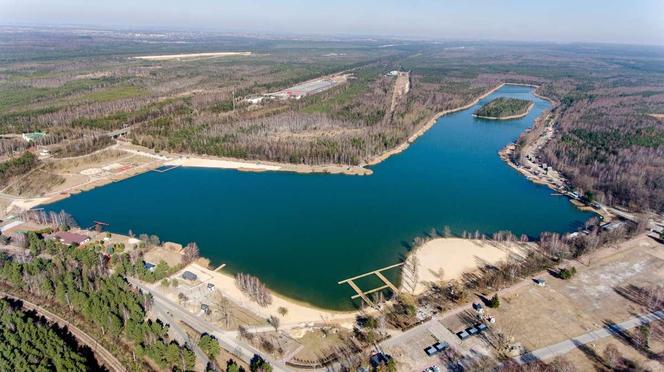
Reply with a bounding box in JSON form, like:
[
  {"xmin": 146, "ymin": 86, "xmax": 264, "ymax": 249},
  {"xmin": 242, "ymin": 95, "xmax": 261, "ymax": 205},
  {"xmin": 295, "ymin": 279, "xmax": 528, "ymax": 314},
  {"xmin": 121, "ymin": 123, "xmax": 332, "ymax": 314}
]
[{"xmin": 48, "ymin": 231, "xmax": 91, "ymax": 246}]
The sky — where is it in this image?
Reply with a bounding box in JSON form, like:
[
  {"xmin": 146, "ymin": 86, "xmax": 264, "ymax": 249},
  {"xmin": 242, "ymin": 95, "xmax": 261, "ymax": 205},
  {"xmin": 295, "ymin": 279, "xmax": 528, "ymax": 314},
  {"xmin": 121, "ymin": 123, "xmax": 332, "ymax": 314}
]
[{"xmin": 2, "ymin": 0, "xmax": 664, "ymax": 45}]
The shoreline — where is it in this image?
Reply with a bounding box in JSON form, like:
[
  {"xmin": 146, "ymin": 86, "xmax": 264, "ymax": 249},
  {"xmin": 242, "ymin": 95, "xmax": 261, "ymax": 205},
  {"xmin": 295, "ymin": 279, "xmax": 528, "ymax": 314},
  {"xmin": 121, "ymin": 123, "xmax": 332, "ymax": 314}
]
[
  {"xmin": 403, "ymin": 238, "xmax": 533, "ymax": 295},
  {"xmin": 12, "ymin": 82, "xmax": 518, "ymax": 211},
  {"xmin": 173, "ymin": 263, "xmax": 361, "ymax": 327},
  {"xmin": 496, "ymin": 92, "xmax": 613, "ymax": 221},
  {"xmin": 361, "ymin": 82, "xmax": 507, "ymax": 167},
  {"xmin": 472, "ymin": 101, "xmax": 535, "ymax": 120},
  {"xmin": 13, "ymin": 82, "xmax": 607, "ymax": 315}
]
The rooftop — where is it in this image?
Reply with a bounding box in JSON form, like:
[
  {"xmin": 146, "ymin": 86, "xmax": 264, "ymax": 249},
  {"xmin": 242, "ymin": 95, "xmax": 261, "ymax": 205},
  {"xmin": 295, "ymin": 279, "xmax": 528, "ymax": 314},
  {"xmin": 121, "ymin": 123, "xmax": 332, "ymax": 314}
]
[{"xmin": 49, "ymin": 231, "xmax": 90, "ymax": 245}]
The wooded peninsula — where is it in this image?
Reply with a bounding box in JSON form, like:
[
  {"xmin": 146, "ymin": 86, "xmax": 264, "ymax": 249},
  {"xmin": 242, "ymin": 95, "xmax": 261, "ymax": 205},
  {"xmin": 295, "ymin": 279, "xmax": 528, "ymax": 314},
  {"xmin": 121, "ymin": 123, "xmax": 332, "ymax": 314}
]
[{"xmin": 473, "ymin": 97, "xmax": 533, "ymax": 119}]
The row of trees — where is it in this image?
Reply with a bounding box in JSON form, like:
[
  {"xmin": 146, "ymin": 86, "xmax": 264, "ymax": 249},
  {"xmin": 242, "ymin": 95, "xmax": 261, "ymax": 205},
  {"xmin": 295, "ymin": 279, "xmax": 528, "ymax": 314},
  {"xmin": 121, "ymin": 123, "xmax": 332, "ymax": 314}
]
[{"xmin": 235, "ymin": 273, "xmax": 272, "ymax": 307}]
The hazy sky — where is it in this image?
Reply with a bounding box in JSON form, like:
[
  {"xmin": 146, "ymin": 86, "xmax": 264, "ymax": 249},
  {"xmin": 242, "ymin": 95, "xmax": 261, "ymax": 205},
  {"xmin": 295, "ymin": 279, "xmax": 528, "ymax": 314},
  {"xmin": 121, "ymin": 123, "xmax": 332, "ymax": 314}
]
[{"xmin": 2, "ymin": 0, "xmax": 663, "ymax": 45}]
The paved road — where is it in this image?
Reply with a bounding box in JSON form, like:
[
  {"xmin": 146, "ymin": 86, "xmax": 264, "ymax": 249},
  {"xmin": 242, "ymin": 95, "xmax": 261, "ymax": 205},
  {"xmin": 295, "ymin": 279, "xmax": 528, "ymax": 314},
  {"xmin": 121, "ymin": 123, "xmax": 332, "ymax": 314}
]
[
  {"xmin": 152, "ymin": 304, "xmax": 211, "ymax": 369},
  {"xmin": 0, "ymin": 292, "xmax": 126, "ymax": 372},
  {"xmin": 129, "ymin": 278, "xmax": 289, "ymax": 372},
  {"xmin": 0, "ymin": 192, "xmax": 18, "ymax": 201},
  {"xmin": 515, "ymin": 310, "xmax": 664, "ymax": 364}
]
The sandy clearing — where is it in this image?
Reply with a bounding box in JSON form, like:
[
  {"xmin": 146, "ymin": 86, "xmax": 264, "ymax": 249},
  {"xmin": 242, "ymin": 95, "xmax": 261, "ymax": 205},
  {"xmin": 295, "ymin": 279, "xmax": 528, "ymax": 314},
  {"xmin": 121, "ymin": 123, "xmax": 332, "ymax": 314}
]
[
  {"xmin": 165, "ymin": 157, "xmax": 282, "ymax": 171},
  {"xmin": 405, "ymin": 238, "xmax": 533, "ymax": 295},
  {"xmin": 390, "ymin": 72, "xmax": 410, "ymax": 112},
  {"xmin": 133, "ymin": 52, "xmax": 252, "ymax": 61},
  {"xmin": 177, "ymin": 264, "xmax": 358, "ymax": 327}
]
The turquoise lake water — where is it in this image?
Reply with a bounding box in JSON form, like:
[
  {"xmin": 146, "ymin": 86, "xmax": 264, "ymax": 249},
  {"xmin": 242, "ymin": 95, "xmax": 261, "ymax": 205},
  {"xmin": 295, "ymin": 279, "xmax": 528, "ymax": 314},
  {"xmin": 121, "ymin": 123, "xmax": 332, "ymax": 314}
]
[{"xmin": 43, "ymin": 86, "xmax": 592, "ymax": 310}]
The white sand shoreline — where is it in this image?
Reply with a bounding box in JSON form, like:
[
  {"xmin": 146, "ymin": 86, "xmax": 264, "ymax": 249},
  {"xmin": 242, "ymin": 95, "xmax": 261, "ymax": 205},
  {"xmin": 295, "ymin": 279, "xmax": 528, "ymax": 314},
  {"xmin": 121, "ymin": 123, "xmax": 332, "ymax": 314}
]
[
  {"xmin": 165, "ymin": 157, "xmax": 282, "ymax": 171},
  {"xmin": 173, "ymin": 263, "xmax": 360, "ymax": 327},
  {"xmin": 403, "ymin": 238, "xmax": 533, "ymax": 295}
]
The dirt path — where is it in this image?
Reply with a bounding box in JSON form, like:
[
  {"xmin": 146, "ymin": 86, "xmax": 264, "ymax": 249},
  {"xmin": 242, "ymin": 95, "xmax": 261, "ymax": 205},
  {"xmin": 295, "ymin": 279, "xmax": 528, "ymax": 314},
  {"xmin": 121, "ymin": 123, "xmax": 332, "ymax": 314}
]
[
  {"xmin": 390, "ymin": 71, "xmax": 410, "ymax": 112},
  {"xmin": 0, "ymin": 291, "xmax": 126, "ymax": 372}
]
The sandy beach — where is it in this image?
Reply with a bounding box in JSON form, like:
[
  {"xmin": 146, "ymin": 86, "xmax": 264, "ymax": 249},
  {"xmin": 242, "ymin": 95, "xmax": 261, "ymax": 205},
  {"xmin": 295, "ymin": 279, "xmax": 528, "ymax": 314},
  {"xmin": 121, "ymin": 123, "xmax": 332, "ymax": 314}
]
[
  {"xmin": 174, "ymin": 263, "xmax": 359, "ymax": 328},
  {"xmin": 165, "ymin": 157, "xmax": 282, "ymax": 172},
  {"xmin": 6, "ymin": 82, "xmax": 529, "ymax": 216},
  {"xmin": 165, "ymin": 155, "xmax": 371, "ymax": 175},
  {"xmin": 404, "ymin": 238, "xmax": 533, "ymax": 295}
]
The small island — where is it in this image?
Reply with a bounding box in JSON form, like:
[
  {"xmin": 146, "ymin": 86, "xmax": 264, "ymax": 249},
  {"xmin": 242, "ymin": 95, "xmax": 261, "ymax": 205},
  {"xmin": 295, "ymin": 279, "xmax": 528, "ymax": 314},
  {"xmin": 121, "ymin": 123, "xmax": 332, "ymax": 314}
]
[{"xmin": 473, "ymin": 97, "xmax": 534, "ymax": 120}]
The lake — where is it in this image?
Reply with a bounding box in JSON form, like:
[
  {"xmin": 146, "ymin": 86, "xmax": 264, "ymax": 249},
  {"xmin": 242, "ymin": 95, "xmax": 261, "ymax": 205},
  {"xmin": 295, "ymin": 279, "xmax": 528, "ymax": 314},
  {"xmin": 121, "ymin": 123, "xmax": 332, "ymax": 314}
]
[{"xmin": 43, "ymin": 85, "xmax": 592, "ymax": 310}]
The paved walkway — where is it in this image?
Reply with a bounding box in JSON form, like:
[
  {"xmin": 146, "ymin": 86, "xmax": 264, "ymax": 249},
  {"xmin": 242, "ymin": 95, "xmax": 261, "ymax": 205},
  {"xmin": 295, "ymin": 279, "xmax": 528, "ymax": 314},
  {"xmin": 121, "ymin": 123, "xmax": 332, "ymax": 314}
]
[{"xmin": 515, "ymin": 310, "xmax": 664, "ymax": 364}]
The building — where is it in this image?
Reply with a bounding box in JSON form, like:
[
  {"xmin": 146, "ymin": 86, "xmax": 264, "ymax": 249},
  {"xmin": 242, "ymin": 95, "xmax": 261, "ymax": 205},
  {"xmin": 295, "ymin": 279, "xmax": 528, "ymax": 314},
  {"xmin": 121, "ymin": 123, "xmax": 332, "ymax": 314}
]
[
  {"xmin": 369, "ymin": 353, "xmax": 392, "ymax": 368},
  {"xmin": 144, "ymin": 262, "xmax": 156, "ymax": 272},
  {"xmin": 47, "ymin": 231, "xmax": 90, "ymax": 246},
  {"xmin": 181, "ymin": 271, "xmax": 198, "ymax": 281},
  {"xmin": 456, "ymin": 330, "xmax": 470, "ymax": 340},
  {"xmin": 22, "ymin": 132, "xmax": 46, "ymax": 143},
  {"xmin": 600, "ymin": 220, "xmax": 627, "ymax": 232},
  {"xmin": 534, "ymin": 278, "xmax": 546, "ymax": 287},
  {"xmin": 245, "ymin": 96, "xmax": 265, "ymax": 104}
]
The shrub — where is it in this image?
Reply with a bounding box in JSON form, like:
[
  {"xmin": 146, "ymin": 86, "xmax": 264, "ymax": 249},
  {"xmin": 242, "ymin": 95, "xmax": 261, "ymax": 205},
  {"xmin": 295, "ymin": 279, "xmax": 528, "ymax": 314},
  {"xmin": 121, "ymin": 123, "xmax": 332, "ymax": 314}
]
[
  {"xmin": 488, "ymin": 294, "xmax": 500, "ymax": 308},
  {"xmin": 559, "ymin": 266, "xmax": 577, "ymax": 280}
]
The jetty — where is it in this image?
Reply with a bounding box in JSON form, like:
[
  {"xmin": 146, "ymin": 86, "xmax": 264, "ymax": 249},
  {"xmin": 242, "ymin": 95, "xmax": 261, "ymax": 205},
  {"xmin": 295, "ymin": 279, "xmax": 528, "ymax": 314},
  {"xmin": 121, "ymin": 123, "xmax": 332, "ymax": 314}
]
[{"xmin": 338, "ymin": 263, "xmax": 403, "ymax": 307}]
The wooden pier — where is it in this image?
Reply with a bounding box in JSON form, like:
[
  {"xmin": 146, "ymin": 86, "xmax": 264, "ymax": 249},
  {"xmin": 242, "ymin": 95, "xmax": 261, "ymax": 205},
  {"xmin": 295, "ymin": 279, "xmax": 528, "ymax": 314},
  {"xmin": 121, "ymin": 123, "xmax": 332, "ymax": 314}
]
[
  {"xmin": 153, "ymin": 165, "xmax": 180, "ymax": 173},
  {"xmin": 338, "ymin": 262, "xmax": 404, "ymax": 307}
]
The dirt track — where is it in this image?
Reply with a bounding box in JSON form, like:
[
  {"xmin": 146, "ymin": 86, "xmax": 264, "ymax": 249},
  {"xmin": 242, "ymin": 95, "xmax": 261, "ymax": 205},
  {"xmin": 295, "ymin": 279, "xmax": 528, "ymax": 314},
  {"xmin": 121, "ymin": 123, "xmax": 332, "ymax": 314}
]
[{"xmin": 1, "ymin": 291, "xmax": 126, "ymax": 372}]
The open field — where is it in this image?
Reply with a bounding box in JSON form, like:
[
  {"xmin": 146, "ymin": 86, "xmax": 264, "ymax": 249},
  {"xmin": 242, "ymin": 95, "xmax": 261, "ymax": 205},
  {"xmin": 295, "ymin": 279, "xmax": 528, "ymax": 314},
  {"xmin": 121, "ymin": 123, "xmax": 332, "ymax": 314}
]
[
  {"xmin": 2, "ymin": 143, "xmax": 164, "ymax": 213},
  {"xmin": 133, "ymin": 51, "xmax": 252, "ymax": 60},
  {"xmin": 438, "ymin": 234, "xmax": 664, "ymax": 365}
]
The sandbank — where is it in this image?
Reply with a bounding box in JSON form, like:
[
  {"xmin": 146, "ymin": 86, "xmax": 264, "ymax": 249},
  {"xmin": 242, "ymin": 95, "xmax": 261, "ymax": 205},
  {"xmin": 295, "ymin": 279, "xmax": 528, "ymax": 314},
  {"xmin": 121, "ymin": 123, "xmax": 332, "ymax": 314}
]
[{"xmin": 404, "ymin": 238, "xmax": 533, "ymax": 295}]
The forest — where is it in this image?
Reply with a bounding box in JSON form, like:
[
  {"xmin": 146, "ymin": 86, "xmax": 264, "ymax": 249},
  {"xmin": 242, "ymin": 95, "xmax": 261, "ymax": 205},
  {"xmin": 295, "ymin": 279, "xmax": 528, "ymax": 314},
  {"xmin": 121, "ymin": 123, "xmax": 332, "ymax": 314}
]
[
  {"xmin": 0, "ymin": 299, "xmax": 91, "ymax": 371},
  {"xmin": 1, "ymin": 29, "xmax": 664, "ymax": 211},
  {"xmin": 474, "ymin": 97, "xmax": 532, "ymax": 118},
  {"xmin": 0, "ymin": 231, "xmax": 196, "ymax": 371},
  {"xmin": 0, "ymin": 152, "xmax": 38, "ymax": 188}
]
